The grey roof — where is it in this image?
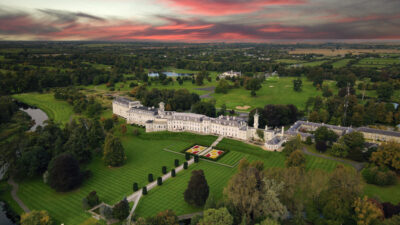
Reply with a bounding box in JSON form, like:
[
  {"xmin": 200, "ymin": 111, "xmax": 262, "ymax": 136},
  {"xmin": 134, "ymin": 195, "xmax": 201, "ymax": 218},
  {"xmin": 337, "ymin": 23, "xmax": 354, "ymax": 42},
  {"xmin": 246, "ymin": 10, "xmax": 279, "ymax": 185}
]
[
  {"xmin": 356, "ymin": 127, "xmax": 400, "ymax": 137},
  {"xmin": 211, "ymin": 115, "xmax": 246, "ymax": 127},
  {"xmin": 171, "ymin": 112, "xmax": 207, "ymax": 122},
  {"xmin": 266, "ymin": 136, "xmax": 285, "ymax": 145},
  {"xmin": 113, "ymin": 96, "xmax": 132, "ymax": 106},
  {"xmin": 128, "ymin": 106, "xmax": 158, "ymax": 115}
]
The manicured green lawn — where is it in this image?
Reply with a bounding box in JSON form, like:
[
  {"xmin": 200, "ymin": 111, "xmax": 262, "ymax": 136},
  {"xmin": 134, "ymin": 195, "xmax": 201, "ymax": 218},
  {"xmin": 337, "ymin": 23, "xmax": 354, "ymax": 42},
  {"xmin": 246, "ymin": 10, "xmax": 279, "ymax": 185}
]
[
  {"xmin": 12, "ymin": 93, "xmax": 74, "ymax": 125},
  {"xmin": 363, "ymin": 180, "xmax": 400, "ymax": 204},
  {"xmin": 212, "ymin": 77, "xmax": 337, "ymax": 111},
  {"xmin": 332, "ymin": 59, "xmax": 352, "ymax": 68}
]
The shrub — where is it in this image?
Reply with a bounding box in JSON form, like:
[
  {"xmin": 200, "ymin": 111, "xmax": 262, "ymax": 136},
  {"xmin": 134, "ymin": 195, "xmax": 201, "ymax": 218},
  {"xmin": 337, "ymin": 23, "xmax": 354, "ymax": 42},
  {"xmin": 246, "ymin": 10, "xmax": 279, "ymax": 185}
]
[
  {"xmin": 82, "ymin": 198, "xmax": 90, "ymax": 210},
  {"xmin": 171, "ymin": 169, "xmax": 176, "ymax": 177},
  {"xmin": 99, "ymin": 205, "xmax": 113, "ymax": 220},
  {"xmin": 185, "ymin": 153, "xmax": 191, "ymax": 161},
  {"xmin": 103, "ymin": 134, "xmax": 126, "ymax": 167},
  {"xmin": 184, "ymin": 162, "xmax": 188, "ymax": 169},
  {"xmin": 315, "ymin": 141, "xmax": 327, "ymax": 152},
  {"xmin": 133, "ymin": 182, "xmax": 138, "ymax": 192},
  {"xmin": 194, "ymin": 155, "xmax": 199, "ymax": 163},
  {"xmin": 86, "ymin": 191, "xmax": 100, "ymax": 207},
  {"xmin": 148, "ymin": 173, "xmax": 153, "ymax": 182},
  {"xmin": 305, "ymin": 136, "xmax": 313, "ymax": 145},
  {"xmin": 142, "ymin": 186, "xmax": 147, "ymax": 195},
  {"xmin": 362, "ymin": 166, "xmax": 397, "ymax": 186},
  {"xmin": 132, "ymin": 129, "xmax": 140, "ymax": 136},
  {"xmin": 157, "ymin": 177, "xmax": 163, "ymax": 186},
  {"xmin": 174, "ymin": 159, "xmax": 180, "ymax": 167},
  {"xmin": 162, "ymin": 166, "xmax": 167, "ymax": 174},
  {"xmin": 112, "ymin": 198, "xmax": 130, "ymax": 220},
  {"xmin": 21, "ymin": 210, "xmax": 53, "ymax": 225}
]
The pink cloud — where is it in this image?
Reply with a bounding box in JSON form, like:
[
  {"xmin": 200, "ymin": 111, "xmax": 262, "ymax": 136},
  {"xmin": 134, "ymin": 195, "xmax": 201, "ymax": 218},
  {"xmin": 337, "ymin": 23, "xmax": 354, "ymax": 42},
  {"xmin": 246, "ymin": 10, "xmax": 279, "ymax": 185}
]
[{"xmin": 159, "ymin": 0, "xmax": 307, "ymax": 16}]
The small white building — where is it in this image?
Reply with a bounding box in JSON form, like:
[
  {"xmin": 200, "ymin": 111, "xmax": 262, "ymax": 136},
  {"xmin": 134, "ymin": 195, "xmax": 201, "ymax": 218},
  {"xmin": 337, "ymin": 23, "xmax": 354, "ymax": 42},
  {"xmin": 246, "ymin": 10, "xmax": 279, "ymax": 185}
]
[{"xmin": 218, "ymin": 70, "xmax": 241, "ymax": 79}]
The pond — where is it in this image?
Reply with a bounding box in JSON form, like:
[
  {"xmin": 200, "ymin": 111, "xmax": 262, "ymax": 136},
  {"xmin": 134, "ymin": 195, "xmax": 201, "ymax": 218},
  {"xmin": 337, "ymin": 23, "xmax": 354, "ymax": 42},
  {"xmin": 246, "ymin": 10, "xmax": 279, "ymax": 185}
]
[
  {"xmin": 17, "ymin": 102, "xmax": 49, "ymax": 131},
  {"xmin": 0, "ymin": 202, "xmax": 16, "ymax": 225},
  {"xmin": 148, "ymin": 72, "xmax": 194, "ymax": 77}
]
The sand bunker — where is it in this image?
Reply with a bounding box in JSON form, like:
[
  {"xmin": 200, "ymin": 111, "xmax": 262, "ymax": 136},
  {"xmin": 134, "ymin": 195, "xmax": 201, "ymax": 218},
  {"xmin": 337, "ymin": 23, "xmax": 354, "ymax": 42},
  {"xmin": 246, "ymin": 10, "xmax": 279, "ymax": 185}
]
[
  {"xmin": 269, "ymin": 85, "xmax": 274, "ymax": 88},
  {"xmin": 236, "ymin": 105, "xmax": 251, "ymax": 110}
]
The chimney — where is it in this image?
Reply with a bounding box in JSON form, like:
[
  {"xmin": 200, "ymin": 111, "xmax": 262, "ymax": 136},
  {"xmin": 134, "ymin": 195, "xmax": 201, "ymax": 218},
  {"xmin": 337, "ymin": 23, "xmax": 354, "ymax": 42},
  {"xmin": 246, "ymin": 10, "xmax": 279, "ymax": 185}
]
[{"xmin": 281, "ymin": 126, "xmax": 284, "ymax": 136}]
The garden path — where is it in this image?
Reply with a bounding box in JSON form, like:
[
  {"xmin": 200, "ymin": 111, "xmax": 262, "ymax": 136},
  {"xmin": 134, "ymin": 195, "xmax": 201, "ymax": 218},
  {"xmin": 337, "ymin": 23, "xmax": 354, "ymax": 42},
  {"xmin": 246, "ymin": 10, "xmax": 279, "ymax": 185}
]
[{"xmin": 8, "ymin": 178, "xmax": 30, "ymax": 213}]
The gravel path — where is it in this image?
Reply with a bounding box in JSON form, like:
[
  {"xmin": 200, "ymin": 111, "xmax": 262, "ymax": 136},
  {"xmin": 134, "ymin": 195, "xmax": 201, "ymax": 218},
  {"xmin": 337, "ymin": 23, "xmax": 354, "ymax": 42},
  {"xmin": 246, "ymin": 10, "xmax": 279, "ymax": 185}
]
[
  {"xmin": 301, "ymin": 147, "xmax": 365, "ymax": 171},
  {"xmin": 7, "ymin": 178, "xmax": 30, "ymax": 213}
]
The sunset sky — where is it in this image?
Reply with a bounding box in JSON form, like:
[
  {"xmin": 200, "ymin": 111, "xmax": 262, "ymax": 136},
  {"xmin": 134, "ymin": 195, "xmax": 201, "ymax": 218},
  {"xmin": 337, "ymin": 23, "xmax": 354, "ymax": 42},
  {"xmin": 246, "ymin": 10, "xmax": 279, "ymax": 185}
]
[{"xmin": 0, "ymin": 0, "xmax": 399, "ymax": 42}]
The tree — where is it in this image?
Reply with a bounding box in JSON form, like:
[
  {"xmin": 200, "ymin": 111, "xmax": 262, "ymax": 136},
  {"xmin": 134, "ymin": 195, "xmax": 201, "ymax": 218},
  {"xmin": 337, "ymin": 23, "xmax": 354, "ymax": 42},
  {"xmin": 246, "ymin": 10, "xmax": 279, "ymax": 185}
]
[
  {"xmin": 133, "ymin": 182, "xmax": 139, "ymax": 192},
  {"xmin": 256, "ymin": 129, "xmax": 264, "ymax": 140},
  {"xmin": 191, "ymin": 101, "xmax": 216, "ymax": 117},
  {"xmin": 329, "ymin": 140, "xmax": 349, "ymax": 158},
  {"xmin": 342, "ymin": 132, "xmax": 365, "ymax": 161},
  {"xmin": 99, "ymin": 205, "xmax": 113, "ymax": 220},
  {"xmin": 184, "ymin": 170, "xmax": 209, "ymax": 206},
  {"xmin": 103, "ymin": 118, "xmax": 114, "ymax": 131},
  {"xmin": 148, "ymin": 209, "xmax": 179, "ymax": 225},
  {"xmin": 86, "ymin": 191, "xmax": 100, "ymax": 207},
  {"xmin": 198, "ymin": 207, "xmax": 233, "ymax": 225},
  {"xmin": 148, "ymin": 173, "xmax": 154, "ymax": 182},
  {"xmin": 321, "ymin": 165, "xmax": 362, "ymax": 224},
  {"xmin": 120, "ymin": 123, "xmax": 127, "ymax": 134},
  {"xmin": 258, "ymin": 218, "xmax": 280, "ymax": 225},
  {"xmin": 293, "ymin": 78, "xmax": 302, "ymax": 92},
  {"xmin": 285, "ymin": 150, "xmax": 306, "ymax": 169},
  {"xmin": 171, "ymin": 169, "xmax": 176, "ymax": 177},
  {"xmin": 371, "ymin": 142, "xmax": 400, "ymax": 172},
  {"xmin": 157, "ymin": 177, "xmax": 163, "ymax": 185},
  {"xmin": 174, "ymin": 159, "xmax": 179, "ymax": 167},
  {"xmin": 377, "ymin": 83, "xmax": 394, "ymax": 101},
  {"xmin": 103, "ymin": 134, "xmax": 126, "ymax": 167},
  {"xmin": 112, "ymin": 198, "xmax": 130, "ymax": 220},
  {"xmin": 215, "ymin": 79, "xmax": 230, "ymax": 94},
  {"xmin": 322, "ymin": 84, "xmax": 333, "ymax": 97},
  {"xmin": 224, "ymin": 165, "xmax": 287, "ymax": 223},
  {"xmin": 21, "ymin": 210, "xmax": 53, "ymax": 225},
  {"xmin": 282, "ymin": 136, "xmax": 302, "ymax": 157},
  {"xmin": 353, "ymin": 196, "xmax": 383, "ymax": 225},
  {"xmin": 48, "ymin": 153, "xmax": 83, "ymax": 192}
]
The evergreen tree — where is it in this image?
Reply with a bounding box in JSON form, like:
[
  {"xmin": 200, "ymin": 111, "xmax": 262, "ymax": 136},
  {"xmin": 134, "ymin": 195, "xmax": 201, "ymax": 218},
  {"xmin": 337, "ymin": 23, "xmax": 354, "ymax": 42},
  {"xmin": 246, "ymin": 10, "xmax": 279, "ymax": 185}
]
[
  {"xmin": 184, "ymin": 170, "xmax": 209, "ymax": 206},
  {"xmin": 48, "ymin": 153, "xmax": 83, "ymax": 192},
  {"xmin": 113, "ymin": 198, "xmax": 130, "ymax": 220},
  {"xmin": 103, "ymin": 134, "xmax": 126, "ymax": 167}
]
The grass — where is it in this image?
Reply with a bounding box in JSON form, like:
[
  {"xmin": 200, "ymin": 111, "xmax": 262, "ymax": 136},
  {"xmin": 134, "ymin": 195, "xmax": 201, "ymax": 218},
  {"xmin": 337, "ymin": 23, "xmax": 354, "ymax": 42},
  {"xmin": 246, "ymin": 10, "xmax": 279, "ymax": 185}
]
[
  {"xmin": 0, "ymin": 181, "xmax": 24, "ymax": 215},
  {"xmin": 354, "ymin": 58, "xmax": 400, "ymax": 68},
  {"xmin": 275, "ymin": 59, "xmax": 305, "ymax": 64},
  {"xmin": 332, "ymin": 59, "xmax": 352, "ymax": 68},
  {"xmin": 212, "ymin": 77, "xmax": 337, "ymax": 111},
  {"xmin": 363, "ymin": 179, "xmax": 400, "ymax": 204},
  {"xmin": 301, "ymin": 60, "xmax": 329, "ymax": 67},
  {"xmin": 12, "ymin": 93, "xmax": 74, "ymax": 125}
]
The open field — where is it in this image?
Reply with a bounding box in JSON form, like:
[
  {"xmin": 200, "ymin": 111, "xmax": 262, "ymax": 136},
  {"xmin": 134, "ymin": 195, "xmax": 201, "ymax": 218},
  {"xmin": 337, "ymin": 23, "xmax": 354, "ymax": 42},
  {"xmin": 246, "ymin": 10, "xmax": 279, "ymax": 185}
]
[
  {"xmin": 12, "ymin": 93, "xmax": 74, "ymax": 125},
  {"xmin": 301, "ymin": 60, "xmax": 329, "ymax": 67},
  {"xmin": 354, "ymin": 58, "xmax": 400, "ymax": 68},
  {"xmin": 212, "ymin": 77, "xmax": 337, "ymax": 111},
  {"xmin": 275, "ymin": 59, "xmax": 305, "ymax": 64},
  {"xmin": 289, "ymin": 48, "xmax": 400, "ymax": 56},
  {"xmin": 332, "ymin": 59, "xmax": 352, "ymax": 68}
]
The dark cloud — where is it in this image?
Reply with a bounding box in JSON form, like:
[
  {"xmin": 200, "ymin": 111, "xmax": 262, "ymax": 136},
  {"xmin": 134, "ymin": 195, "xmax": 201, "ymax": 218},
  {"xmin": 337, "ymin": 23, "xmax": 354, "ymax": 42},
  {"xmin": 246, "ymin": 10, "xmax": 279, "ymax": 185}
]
[{"xmin": 0, "ymin": 2, "xmax": 400, "ymax": 41}]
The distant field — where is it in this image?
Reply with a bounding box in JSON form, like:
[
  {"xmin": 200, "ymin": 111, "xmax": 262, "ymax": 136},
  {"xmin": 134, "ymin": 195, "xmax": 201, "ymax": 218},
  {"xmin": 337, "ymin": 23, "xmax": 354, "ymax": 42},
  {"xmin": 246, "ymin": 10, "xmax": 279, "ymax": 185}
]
[
  {"xmin": 301, "ymin": 60, "xmax": 328, "ymax": 67},
  {"xmin": 289, "ymin": 48, "xmax": 400, "ymax": 56},
  {"xmin": 275, "ymin": 59, "xmax": 305, "ymax": 64},
  {"xmin": 12, "ymin": 93, "xmax": 74, "ymax": 125},
  {"xmin": 212, "ymin": 77, "xmax": 337, "ymax": 111},
  {"xmin": 354, "ymin": 58, "xmax": 400, "ymax": 68},
  {"xmin": 332, "ymin": 59, "xmax": 352, "ymax": 68}
]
